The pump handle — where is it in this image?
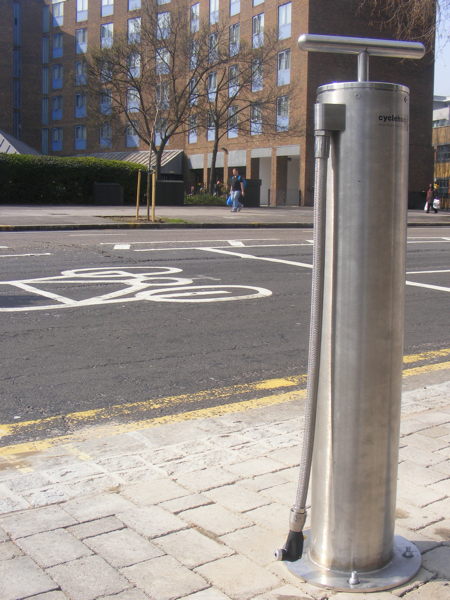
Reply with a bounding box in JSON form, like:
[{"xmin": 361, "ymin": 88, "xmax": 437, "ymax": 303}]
[{"xmin": 298, "ymin": 34, "xmax": 425, "ymax": 59}]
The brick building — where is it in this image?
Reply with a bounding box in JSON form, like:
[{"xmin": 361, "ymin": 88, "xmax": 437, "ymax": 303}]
[
  {"xmin": 432, "ymin": 95, "xmax": 450, "ymax": 208},
  {"xmin": 0, "ymin": 0, "xmax": 435, "ymax": 206}
]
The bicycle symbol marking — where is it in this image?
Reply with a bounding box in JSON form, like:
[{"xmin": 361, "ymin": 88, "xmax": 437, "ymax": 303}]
[{"xmin": 0, "ymin": 266, "xmax": 272, "ymax": 312}]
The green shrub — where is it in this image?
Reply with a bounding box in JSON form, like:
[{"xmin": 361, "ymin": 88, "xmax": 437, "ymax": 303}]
[
  {"xmin": 0, "ymin": 154, "xmax": 145, "ymax": 204},
  {"xmin": 185, "ymin": 193, "xmax": 227, "ymax": 206}
]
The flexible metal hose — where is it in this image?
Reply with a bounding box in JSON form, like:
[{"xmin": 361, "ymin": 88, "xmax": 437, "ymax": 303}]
[
  {"xmin": 275, "ymin": 130, "xmax": 330, "ymax": 561},
  {"xmin": 294, "ymin": 130, "xmax": 330, "ymax": 510}
]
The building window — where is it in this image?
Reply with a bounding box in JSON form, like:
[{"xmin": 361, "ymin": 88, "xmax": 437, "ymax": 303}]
[
  {"xmin": 251, "ymin": 59, "xmax": 263, "ymax": 92},
  {"xmin": 253, "ymin": 0, "xmax": 264, "ymax": 5},
  {"xmin": 436, "ymin": 144, "xmax": 450, "ymax": 162},
  {"xmin": 278, "ymin": 3, "xmax": 291, "ymax": 40},
  {"xmin": 100, "ymin": 123, "xmax": 112, "ymax": 148},
  {"xmin": 128, "ymin": 0, "xmax": 141, "ymax": 10},
  {"xmin": 128, "ymin": 52, "xmax": 141, "ymax": 78},
  {"xmin": 75, "ymin": 125, "xmax": 87, "ymax": 150},
  {"xmin": 207, "ymin": 112, "xmax": 215, "ymax": 141},
  {"xmin": 209, "ymin": 32, "xmax": 219, "ymax": 63},
  {"xmin": 75, "ymin": 93, "xmax": 87, "ymax": 118},
  {"xmin": 75, "ymin": 61, "xmax": 88, "ymax": 85},
  {"xmin": 156, "ymin": 81, "xmax": 170, "ymax": 109},
  {"xmin": 207, "ymin": 72, "xmax": 217, "ymax": 102},
  {"xmin": 101, "ymin": 23, "xmax": 114, "ymax": 48},
  {"xmin": 76, "ymin": 0, "xmax": 88, "ymax": 22},
  {"xmin": 128, "ymin": 17, "xmax": 141, "ymax": 43},
  {"xmin": 191, "ymin": 3, "xmax": 199, "ymax": 33},
  {"xmin": 42, "ymin": 128, "xmax": 49, "ymax": 154},
  {"xmin": 251, "ymin": 103, "xmax": 262, "ymax": 135},
  {"xmin": 228, "ymin": 106, "xmax": 238, "ymax": 138},
  {"xmin": 42, "ymin": 39, "xmax": 49, "ymax": 64},
  {"xmin": 52, "ymin": 32, "xmax": 63, "ymax": 58},
  {"xmin": 127, "ymin": 88, "xmax": 140, "ymax": 113},
  {"xmin": 52, "ymin": 127, "xmax": 63, "ymax": 151},
  {"xmin": 190, "ymin": 40, "xmax": 199, "ymax": 69},
  {"xmin": 100, "ymin": 61, "xmax": 113, "ymax": 82},
  {"xmin": 157, "ymin": 0, "xmax": 170, "ymax": 4},
  {"xmin": 101, "ymin": 0, "xmax": 114, "ymax": 17},
  {"xmin": 156, "ymin": 48, "xmax": 170, "ymax": 74},
  {"xmin": 156, "ymin": 12, "xmax": 170, "ymax": 40},
  {"xmin": 126, "ymin": 123, "xmax": 139, "ymax": 147},
  {"xmin": 230, "ymin": 0, "xmax": 239, "ymax": 17},
  {"xmin": 155, "ymin": 118, "xmax": 166, "ymax": 146},
  {"xmin": 52, "ymin": 95, "xmax": 63, "ymax": 120},
  {"xmin": 276, "ymin": 95, "xmax": 289, "ymax": 131},
  {"xmin": 228, "ymin": 65, "xmax": 238, "ymax": 97},
  {"xmin": 42, "ymin": 97, "xmax": 49, "ymax": 125},
  {"xmin": 52, "ymin": 2, "xmax": 64, "ymax": 27},
  {"xmin": 42, "ymin": 66, "xmax": 49, "ymax": 94},
  {"xmin": 52, "ymin": 64, "xmax": 63, "ymax": 89},
  {"xmin": 100, "ymin": 90, "xmax": 112, "ymax": 114},
  {"xmin": 252, "ymin": 14, "xmax": 264, "ymax": 48},
  {"xmin": 75, "ymin": 29, "xmax": 88, "ymax": 54},
  {"xmin": 229, "ymin": 23, "xmax": 240, "ymax": 57},
  {"xmin": 189, "ymin": 79, "xmax": 198, "ymax": 106},
  {"xmin": 210, "ymin": 0, "xmax": 219, "ymax": 25},
  {"xmin": 277, "ymin": 49, "xmax": 290, "ymax": 86},
  {"xmin": 43, "ymin": 5, "xmax": 50, "ymax": 33},
  {"xmin": 188, "ymin": 115, "xmax": 197, "ymax": 144}
]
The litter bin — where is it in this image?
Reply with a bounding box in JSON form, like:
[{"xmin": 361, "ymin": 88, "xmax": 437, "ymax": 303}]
[
  {"xmin": 93, "ymin": 182, "xmax": 123, "ymax": 205},
  {"xmin": 243, "ymin": 179, "xmax": 261, "ymax": 207},
  {"xmin": 155, "ymin": 180, "xmax": 185, "ymax": 205}
]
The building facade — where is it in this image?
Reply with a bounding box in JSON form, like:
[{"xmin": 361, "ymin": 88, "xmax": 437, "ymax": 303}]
[
  {"xmin": 432, "ymin": 95, "xmax": 450, "ymax": 208},
  {"xmin": 0, "ymin": 0, "xmax": 435, "ymax": 206}
]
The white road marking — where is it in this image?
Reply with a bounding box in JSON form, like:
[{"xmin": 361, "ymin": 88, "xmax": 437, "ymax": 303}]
[
  {"xmin": 405, "ymin": 281, "xmax": 450, "ymax": 293},
  {"xmin": 13, "ymin": 282, "xmax": 74, "ymax": 304},
  {"xmin": 101, "ymin": 238, "xmax": 278, "ymax": 246},
  {"xmin": 406, "ymin": 269, "xmax": 450, "ymax": 274},
  {"xmin": 134, "ymin": 243, "xmax": 311, "ymax": 253},
  {"xmin": 113, "ymin": 244, "xmax": 131, "ymax": 250},
  {"xmin": 0, "ymin": 253, "xmax": 52, "ymax": 258},
  {"xmin": 0, "ymin": 266, "xmax": 271, "ymax": 311},
  {"xmin": 228, "ymin": 240, "xmax": 245, "ymax": 246},
  {"xmin": 198, "ymin": 247, "xmax": 313, "ymax": 269}
]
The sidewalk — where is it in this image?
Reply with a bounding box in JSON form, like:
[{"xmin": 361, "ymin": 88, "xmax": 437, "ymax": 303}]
[
  {"xmin": 1, "ymin": 204, "xmax": 450, "ymax": 230},
  {"xmin": 0, "ymin": 371, "xmax": 449, "ymax": 600}
]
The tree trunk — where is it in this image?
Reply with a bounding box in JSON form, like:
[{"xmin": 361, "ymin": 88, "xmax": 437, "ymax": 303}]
[{"xmin": 208, "ymin": 135, "xmax": 220, "ymax": 195}]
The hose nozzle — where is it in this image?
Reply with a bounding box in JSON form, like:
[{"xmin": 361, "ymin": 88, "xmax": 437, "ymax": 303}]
[
  {"xmin": 274, "ymin": 507, "xmax": 306, "ymax": 562},
  {"xmin": 274, "ymin": 530, "xmax": 304, "ymax": 561}
]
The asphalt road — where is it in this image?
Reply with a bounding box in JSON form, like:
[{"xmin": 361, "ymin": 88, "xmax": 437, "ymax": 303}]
[{"xmin": 1, "ymin": 227, "xmax": 449, "ymax": 444}]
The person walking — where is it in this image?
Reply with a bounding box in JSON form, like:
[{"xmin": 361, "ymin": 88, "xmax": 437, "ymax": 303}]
[
  {"xmin": 425, "ymin": 183, "xmax": 437, "ymax": 213},
  {"xmin": 229, "ymin": 168, "xmax": 245, "ymax": 212}
]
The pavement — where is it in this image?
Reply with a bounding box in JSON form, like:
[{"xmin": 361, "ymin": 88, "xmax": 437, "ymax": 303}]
[
  {"xmin": 0, "ymin": 204, "xmax": 449, "ymax": 599},
  {"xmin": 0, "ymin": 366, "xmax": 449, "ymax": 600},
  {"xmin": 0, "ymin": 204, "xmax": 450, "ymax": 230}
]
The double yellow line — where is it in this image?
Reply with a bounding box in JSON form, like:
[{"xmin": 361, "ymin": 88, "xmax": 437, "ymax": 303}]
[{"xmin": 0, "ymin": 348, "xmax": 449, "ymax": 458}]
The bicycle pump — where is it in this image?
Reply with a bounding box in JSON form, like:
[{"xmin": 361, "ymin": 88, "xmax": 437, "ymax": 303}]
[{"xmin": 275, "ymin": 35, "xmax": 425, "ymax": 592}]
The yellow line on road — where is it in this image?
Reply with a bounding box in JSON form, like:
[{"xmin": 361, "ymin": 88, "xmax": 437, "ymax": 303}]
[
  {"xmin": 0, "ymin": 350, "xmax": 448, "ymax": 458},
  {"xmin": 0, "ymin": 390, "xmax": 304, "ymax": 457}
]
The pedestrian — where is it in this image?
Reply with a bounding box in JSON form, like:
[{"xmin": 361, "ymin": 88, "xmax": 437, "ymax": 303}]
[
  {"xmin": 425, "ymin": 184, "xmax": 437, "ymax": 214},
  {"xmin": 229, "ymin": 168, "xmax": 245, "ymax": 212}
]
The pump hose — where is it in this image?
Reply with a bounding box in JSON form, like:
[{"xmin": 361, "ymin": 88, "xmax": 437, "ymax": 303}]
[{"xmin": 275, "ymin": 130, "xmax": 330, "ymax": 562}]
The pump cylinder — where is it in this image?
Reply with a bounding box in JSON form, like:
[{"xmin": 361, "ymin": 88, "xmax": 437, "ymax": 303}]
[{"xmin": 310, "ymin": 82, "xmax": 409, "ymax": 573}]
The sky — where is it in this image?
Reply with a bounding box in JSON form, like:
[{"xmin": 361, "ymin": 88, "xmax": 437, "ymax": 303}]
[{"xmin": 434, "ymin": 9, "xmax": 450, "ymax": 96}]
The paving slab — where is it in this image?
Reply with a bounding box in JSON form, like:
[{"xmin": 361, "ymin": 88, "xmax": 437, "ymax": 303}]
[{"xmin": 0, "ymin": 556, "xmax": 59, "ymax": 600}]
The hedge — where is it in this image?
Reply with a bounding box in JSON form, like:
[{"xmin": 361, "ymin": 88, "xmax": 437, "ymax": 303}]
[{"xmin": 0, "ymin": 154, "xmax": 146, "ymax": 204}]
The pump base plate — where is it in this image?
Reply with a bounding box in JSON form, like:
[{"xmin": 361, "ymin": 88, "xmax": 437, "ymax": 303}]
[{"xmin": 286, "ymin": 534, "xmax": 421, "ymax": 592}]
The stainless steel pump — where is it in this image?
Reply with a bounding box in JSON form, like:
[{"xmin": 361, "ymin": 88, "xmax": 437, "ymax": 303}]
[{"xmin": 277, "ymin": 34, "xmax": 426, "ymax": 592}]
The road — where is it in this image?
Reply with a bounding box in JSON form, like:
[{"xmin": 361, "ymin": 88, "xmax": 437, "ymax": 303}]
[{"xmin": 1, "ymin": 227, "xmax": 449, "ymax": 446}]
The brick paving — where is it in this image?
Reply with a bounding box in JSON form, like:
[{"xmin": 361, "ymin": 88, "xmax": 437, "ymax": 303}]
[{"xmin": 0, "ymin": 379, "xmax": 449, "ymax": 599}]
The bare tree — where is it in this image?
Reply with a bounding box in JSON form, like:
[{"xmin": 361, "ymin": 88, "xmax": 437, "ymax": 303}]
[
  {"xmin": 192, "ymin": 25, "xmax": 299, "ymax": 194},
  {"xmin": 359, "ymin": 0, "xmax": 449, "ymax": 48}
]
